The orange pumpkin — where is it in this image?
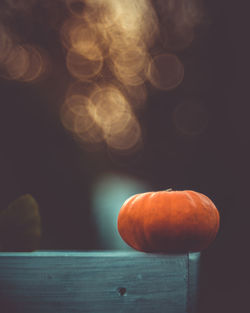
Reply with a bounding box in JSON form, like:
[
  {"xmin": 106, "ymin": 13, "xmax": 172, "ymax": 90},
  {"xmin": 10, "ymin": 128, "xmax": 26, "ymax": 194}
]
[{"xmin": 117, "ymin": 189, "xmax": 220, "ymax": 253}]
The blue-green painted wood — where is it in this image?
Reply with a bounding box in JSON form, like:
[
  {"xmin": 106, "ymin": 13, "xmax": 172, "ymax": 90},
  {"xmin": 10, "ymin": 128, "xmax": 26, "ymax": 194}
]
[
  {"xmin": 187, "ymin": 253, "xmax": 200, "ymax": 313},
  {"xmin": 0, "ymin": 251, "xmax": 200, "ymax": 313}
]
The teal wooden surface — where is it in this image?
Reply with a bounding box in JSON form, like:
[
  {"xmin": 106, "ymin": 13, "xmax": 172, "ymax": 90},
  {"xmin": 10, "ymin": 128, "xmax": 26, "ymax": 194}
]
[
  {"xmin": 0, "ymin": 251, "xmax": 200, "ymax": 313},
  {"xmin": 187, "ymin": 253, "xmax": 200, "ymax": 313}
]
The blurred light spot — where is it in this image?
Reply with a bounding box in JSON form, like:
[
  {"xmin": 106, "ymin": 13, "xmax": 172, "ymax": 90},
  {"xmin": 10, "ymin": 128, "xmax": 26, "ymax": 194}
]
[
  {"xmin": 66, "ymin": 80, "xmax": 98, "ymax": 98},
  {"xmin": 110, "ymin": 44, "xmax": 149, "ymax": 86},
  {"xmin": 3, "ymin": 45, "xmax": 30, "ymax": 80},
  {"xmin": 1, "ymin": 43, "xmax": 48, "ymax": 82},
  {"xmin": 90, "ymin": 86, "xmax": 132, "ymax": 132},
  {"xmin": 89, "ymin": 85, "xmax": 143, "ymax": 153},
  {"xmin": 59, "ymin": 0, "xmax": 202, "ymax": 152},
  {"xmin": 108, "ymin": 0, "xmax": 158, "ymax": 47},
  {"xmin": 60, "ymin": 94, "xmax": 92, "ymax": 131},
  {"xmin": 69, "ymin": 21, "xmax": 96, "ymax": 52},
  {"xmin": 62, "ymin": 18, "xmax": 106, "ymax": 61},
  {"xmin": 5, "ymin": 0, "xmax": 35, "ymax": 10},
  {"xmin": 66, "ymin": 49, "xmax": 103, "ymax": 82},
  {"xmin": 92, "ymin": 172, "xmax": 149, "ymax": 249},
  {"xmin": 125, "ymin": 84, "xmax": 148, "ymax": 111},
  {"xmin": 173, "ymin": 100, "xmax": 209, "ymax": 135},
  {"xmin": 75, "ymin": 116, "xmax": 104, "ymax": 145},
  {"xmin": 139, "ymin": 0, "xmax": 160, "ymax": 48},
  {"xmin": 146, "ymin": 53, "xmax": 184, "ymax": 90},
  {"xmin": 77, "ymin": 42, "xmax": 103, "ymax": 62},
  {"xmin": 18, "ymin": 45, "xmax": 48, "ymax": 82},
  {"xmin": 60, "ymin": 0, "xmax": 162, "ymax": 119},
  {"xmin": 105, "ymin": 116, "xmax": 142, "ymax": 153},
  {"xmin": 84, "ymin": 0, "xmax": 121, "ymax": 29},
  {"xmin": 0, "ymin": 24, "xmax": 13, "ymax": 64},
  {"xmin": 61, "ymin": 18, "xmax": 105, "ymax": 57},
  {"xmin": 153, "ymin": 0, "xmax": 202, "ymax": 51},
  {"xmin": 162, "ymin": 27, "xmax": 195, "ymax": 52},
  {"xmin": 61, "ymin": 17, "xmax": 82, "ymax": 50},
  {"xmin": 65, "ymin": 0, "xmax": 86, "ymax": 17},
  {"xmin": 61, "ymin": 94, "xmax": 104, "ymax": 145},
  {"xmin": 61, "ymin": 82, "xmax": 145, "ymax": 153},
  {"xmin": 105, "ymin": 0, "xmax": 159, "ymax": 51}
]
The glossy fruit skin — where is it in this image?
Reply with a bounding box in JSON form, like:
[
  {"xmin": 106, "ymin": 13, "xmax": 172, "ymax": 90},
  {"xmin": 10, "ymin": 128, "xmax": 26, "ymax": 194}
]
[{"xmin": 117, "ymin": 190, "xmax": 220, "ymax": 253}]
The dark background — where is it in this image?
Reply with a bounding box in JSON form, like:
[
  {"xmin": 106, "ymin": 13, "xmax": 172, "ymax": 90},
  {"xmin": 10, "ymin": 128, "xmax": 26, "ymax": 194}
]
[{"xmin": 0, "ymin": 1, "xmax": 249, "ymax": 312}]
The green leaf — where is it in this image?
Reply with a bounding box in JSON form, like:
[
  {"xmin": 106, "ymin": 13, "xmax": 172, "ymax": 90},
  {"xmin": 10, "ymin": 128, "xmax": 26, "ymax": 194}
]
[{"xmin": 0, "ymin": 194, "xmax": 42, "ymax": 252}]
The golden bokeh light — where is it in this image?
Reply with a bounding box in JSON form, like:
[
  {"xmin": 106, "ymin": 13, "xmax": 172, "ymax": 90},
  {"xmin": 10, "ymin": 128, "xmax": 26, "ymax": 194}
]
[
  {"xmin": 0, "ymin": 0, "xmax": 205, "ymax": 158},
  {"xmin": 105, "ymin": 115, "xmax": 143, "ymax": 153},
  {"xmin": 76, "ymin": 117, "xmax": 104, "ymax": 145},
  {"xmin": 108, "ymin": 0, "xmax": 158, "ymax": 47},
  {"xmin": 66, "ymin": 80, "xmax": 99, "ymax": 99},
  {"xmin": 89, "ymin": 84, "xmax": 143, "ymax": 153},
  {"xmin": 76, "ymin": 42, "xmax": 104, "ymax": 62},
  {"xmin": 74, "ymin": 114, "xmax": 104, "ymax": 144},
  {"xmin": 61, "ymin": 84, "xmax": 144, "ymax": 153},
  {"xmin": 146, "ymin": 53, "xmax": 184, "ymax": 91},
  {"xmin": 90, "ymin": 85, "xmax": 132, "ymax": 133},
  {"xmin": 124, "ymin": 84, "xmax": 148, "ymax": 111},
  {"xmin": 61, "ymin": 93, "xmax": 105, "ymax": 146},
  {"xmin": 58, "ymin": 0, "xmax": 200, "ymax": 154},
  {"xmin": 65, "ymin": 0, "xmax": 86, "ymax": 18},
  {"xmin": 109, "ymin": 44, "xmax": 149, "ymax": 86},
  {"xmin": 162, "ymin": 27, "xmax": 195, "ymax": 52},
  {"xmin": 3, "ymin": 45, "xmax": 30, "ymax": 80},
  {"xmin": 83, "ymin": 0, "xmax": 120, "ymax": 29},
  {"xmin": 61, "ymin": 18, "xmax": 107, "ymax": 61},
  {"xmin": 60, "ymin": 17, "xmax": 82, "ymax": 50},
  {"xmin": 1, "ymin": 43, "xmax": 48, "ymax": 82},
  {"xmin": 18, "ymin": 45, "xmax": 48, "ymax": 83},
  {"xmin": 154, "ymin": 0, "xmax": 202, "ymax": 51},
  {"xmin": 173, "ymin": 100, "xmax": 209, "ymax": 136},
  {"xmin": 66, "ymin": 48, "xmax": 103, "ymax": 82},
  {"xmin": 103, "ymin": 0, "xmax": 159, "ymax": 52},
  {"xmin": 61, "ymin": 94, "xmax": 94, "ymax": 133},
  {"xmin": 4, "ymin": 0, "xmax": 34, "ymax": 11}
]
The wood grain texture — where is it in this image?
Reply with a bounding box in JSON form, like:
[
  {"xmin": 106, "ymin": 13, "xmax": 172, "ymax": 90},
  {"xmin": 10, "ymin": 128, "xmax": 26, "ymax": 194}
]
[{"xmin": 0, "ymin": 251, "xmax": 199, "ymax": 313}]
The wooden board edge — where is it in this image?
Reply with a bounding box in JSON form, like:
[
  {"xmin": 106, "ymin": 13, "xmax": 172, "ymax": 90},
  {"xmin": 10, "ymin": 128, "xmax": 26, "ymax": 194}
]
[{"xmin": 187, "ymin": 252, "xmax": 201, "ymax": 313}]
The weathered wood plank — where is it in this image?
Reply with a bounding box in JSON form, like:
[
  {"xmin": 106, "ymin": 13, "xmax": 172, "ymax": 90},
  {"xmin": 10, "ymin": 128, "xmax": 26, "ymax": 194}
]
[{"xmin": 0, "ymin": 251, "xmax": 199, "ymax": 313}]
